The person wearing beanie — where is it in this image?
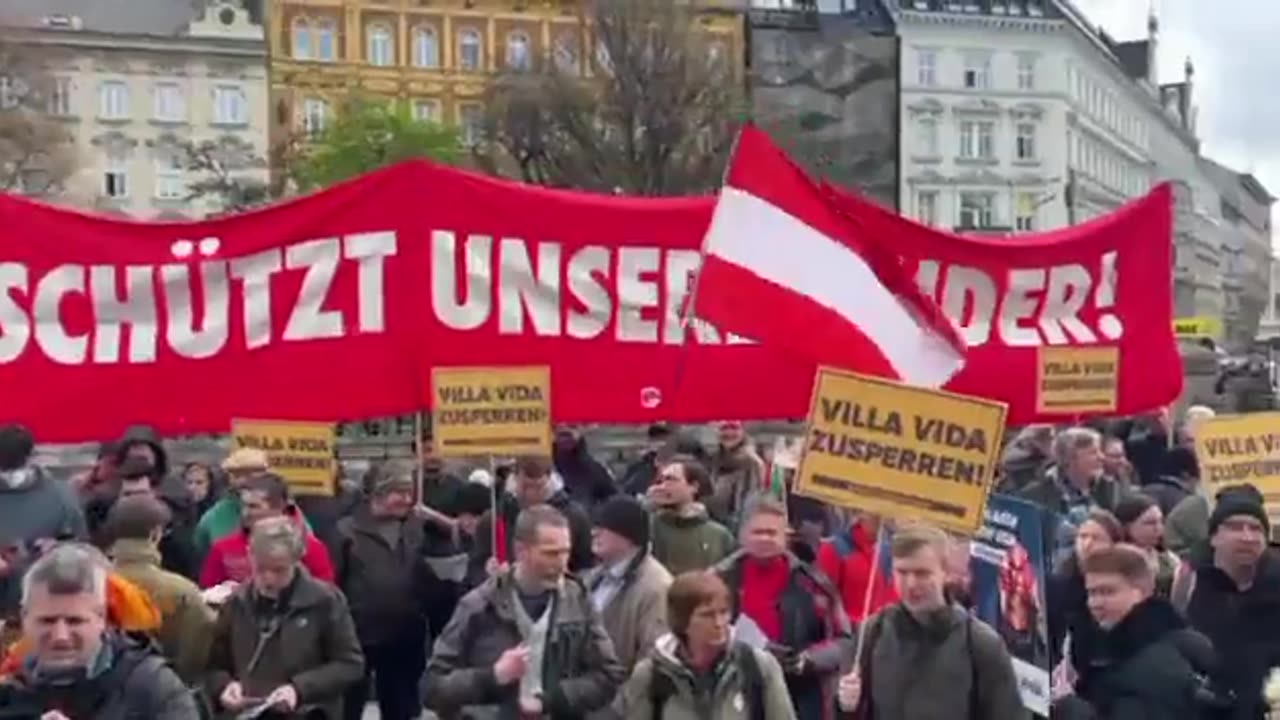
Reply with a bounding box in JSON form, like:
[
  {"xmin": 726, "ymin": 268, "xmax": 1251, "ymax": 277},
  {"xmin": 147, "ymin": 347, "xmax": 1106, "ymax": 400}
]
[
  {"xmin": 336, "ymin": 463, "xmax": 444, "ymax": 720},
  {"xmin": 1170, "ymin": 483, "xmax": 1280, "ymax": 720},
  {"xmin": 586, "ymin": 495, "xmax": 673, "ymax": 673}
]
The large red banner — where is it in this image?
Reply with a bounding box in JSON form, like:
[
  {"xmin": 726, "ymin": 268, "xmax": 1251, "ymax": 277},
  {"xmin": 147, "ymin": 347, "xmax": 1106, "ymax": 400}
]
[{"xmin": 0, "ymin": 160, "xmax": 1178, "ymax": 442}]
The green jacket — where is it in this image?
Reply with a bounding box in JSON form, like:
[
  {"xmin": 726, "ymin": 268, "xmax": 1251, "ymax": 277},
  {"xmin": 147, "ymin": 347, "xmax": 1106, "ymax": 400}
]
[
  {"xmin": 110, "ymin": 538, "xmax": 215, "ymax": 683},
  {"xmin": 651, "ymin": 505, "xmax": 735, "ymax": 577}
]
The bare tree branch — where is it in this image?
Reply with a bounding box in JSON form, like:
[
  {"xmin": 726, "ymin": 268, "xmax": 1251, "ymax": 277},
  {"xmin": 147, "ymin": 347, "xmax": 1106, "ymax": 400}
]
[
  {"xmin": 480, "ymin": 0, "xmax": 742, "ymax": 196},
  {"xmin": 0, "ymin": 35, "xmax": 77, "ymax": 196}
]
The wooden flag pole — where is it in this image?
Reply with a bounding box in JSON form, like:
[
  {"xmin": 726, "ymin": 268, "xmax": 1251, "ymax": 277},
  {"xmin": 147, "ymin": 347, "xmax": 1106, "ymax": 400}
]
[{"xmin": 852, "ymin": 519, "xmax": 887, "ymax": 668}]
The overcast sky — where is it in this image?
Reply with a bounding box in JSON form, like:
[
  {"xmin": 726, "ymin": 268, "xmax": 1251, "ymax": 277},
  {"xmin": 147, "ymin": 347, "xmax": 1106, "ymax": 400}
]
[{"xmin": 1072, "ymin": 0, "xmax": 1277, "ymax": 234}]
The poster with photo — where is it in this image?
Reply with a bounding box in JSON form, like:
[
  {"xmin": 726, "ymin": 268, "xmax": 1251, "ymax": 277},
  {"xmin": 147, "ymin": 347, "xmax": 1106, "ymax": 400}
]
[{"xmin": 969, "ymin": 494, "xmax": 1052, "ymax": 716}]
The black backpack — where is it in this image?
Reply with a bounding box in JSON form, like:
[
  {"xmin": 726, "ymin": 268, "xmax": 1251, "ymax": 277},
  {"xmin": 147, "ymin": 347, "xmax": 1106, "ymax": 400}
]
[{"xmin": 650, "ymin": 643, "xmax": 765, "ymax": 720}]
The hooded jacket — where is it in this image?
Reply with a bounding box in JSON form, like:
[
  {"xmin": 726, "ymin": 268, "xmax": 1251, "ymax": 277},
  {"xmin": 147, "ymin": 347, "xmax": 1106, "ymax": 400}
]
[
  {"xmin": 622, "ymin": 634, "xmax": 797, "ymax": 720},
  {"xmin": 1071, "ymin": 597, "xmax": 1224, "ymax": 720},
  {"xmin": 0, "ymin": 465, "xmax": 88, "ymax": 615},
  {"xmin": 651, "ymin": 504, "xmax": 735, "ymax": 577},
  {"xmin": 852, "ymin": 603, "xmax": 1026, "ymax": 720}
]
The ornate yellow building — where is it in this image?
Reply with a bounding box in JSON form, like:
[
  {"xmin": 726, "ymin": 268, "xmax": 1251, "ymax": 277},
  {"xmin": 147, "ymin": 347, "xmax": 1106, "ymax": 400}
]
[{"xmin": 266, "ymin": 0, "xmax": 744, "ymax": 149}]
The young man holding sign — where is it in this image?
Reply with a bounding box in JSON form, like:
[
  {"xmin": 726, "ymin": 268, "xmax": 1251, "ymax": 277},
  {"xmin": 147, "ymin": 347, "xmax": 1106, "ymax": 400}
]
[{"xmin": 838, "ymin": 524, "xmax": 1024, "ymax": 720}]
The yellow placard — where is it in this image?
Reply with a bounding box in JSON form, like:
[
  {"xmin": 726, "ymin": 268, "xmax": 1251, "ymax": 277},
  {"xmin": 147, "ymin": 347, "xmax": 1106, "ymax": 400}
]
[
  {"xmin": 1173, "ymin": 316, "xmax": 1222, "ymax": 339},
  {"xmin": 1036, "ymin": 346, "xmax": 1118, "ymax": 415},
  {"xmin": 230, "ymin": 419, "xmax": 335, "ymax": 497},
  {"xmin": 1195, "ymin": 412, "xmax": 1280, "ymax": 510},
  {"xmin": 432, "ymin": 365, "xmax": 552, "ymax": 457},
  {"xmin": 794, "ymin": 368, "xmax": 1007, "ymax": 534}
]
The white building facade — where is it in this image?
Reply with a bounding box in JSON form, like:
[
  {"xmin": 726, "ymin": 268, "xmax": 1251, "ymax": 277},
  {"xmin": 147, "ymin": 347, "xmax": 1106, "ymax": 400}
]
[{"xmin": 5, "ymin": 0, "xmax": 268, "ymax": 219}]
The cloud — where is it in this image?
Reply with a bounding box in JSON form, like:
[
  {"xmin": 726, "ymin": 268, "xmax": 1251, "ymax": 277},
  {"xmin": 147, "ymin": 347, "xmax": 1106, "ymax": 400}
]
[{"xmin": 1072, "ymin": 0, "xmax": 1280, "ymax": 201}]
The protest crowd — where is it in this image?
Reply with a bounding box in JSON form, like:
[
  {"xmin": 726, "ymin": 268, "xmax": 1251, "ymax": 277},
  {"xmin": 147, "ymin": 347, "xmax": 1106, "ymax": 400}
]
[
  {"xmin": 0, "ymin": 125, "xmax": 1272, "ymax": 720},
  {"xmin": 0, "ymin": 404, "xmax": 1277, "ymax": 720}
]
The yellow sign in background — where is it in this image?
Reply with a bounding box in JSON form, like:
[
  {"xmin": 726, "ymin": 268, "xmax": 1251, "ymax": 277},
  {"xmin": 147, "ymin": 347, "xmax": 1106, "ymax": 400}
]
[
  {"xmin": 230, "ymin": 419, "xmax": 335, "ymax": 497},
  {"xmin": 432, "ymin": 365, "xmax": 552, "ymax": 457},
  {"xmin": 794, "ymin": 368, "xmax": 1007, "ymax": 534},
  {"xmin": 1173, "ymin": 316, "xmax": 1222, "ymax": 339},
  {"xmin": 1194, "ymin": 412, "xmax": 1280, "ymax": 512},
  {"xmin": 1036, "ymin": 346, "xmax": 1119, "ymax": 415}
]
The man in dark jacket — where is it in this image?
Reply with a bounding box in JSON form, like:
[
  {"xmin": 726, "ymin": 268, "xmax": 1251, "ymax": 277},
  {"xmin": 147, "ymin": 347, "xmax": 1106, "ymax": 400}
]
[
  {"xmin": 422, "ymin": 504, "xmax": 625, "ymax": 720},
  {"xmin": 1064, "ymin": 544, "xmax": 1226, "ymax": 719},
  {"xmin": 716, "ymin": 496, "xmax": 852, "ymax": 720},
  {"xmin": 1020, "ymin": 427, "xmax": 1120, "ymax": 565},
  {"xmin": 1143, "ymin": 446, "xmax": 1201, "ymax": 517},
  {"xmin": 619, "ymin": 423, "xmax": 672, "ymax": 497},
  {"xmin": 0, "ymin": 425, "xmax": 87, "ymax": 619},
  {"xmin": 0, "ymin": 543, "xmax": 198, "ymax": 719},
  {"xmin": 471, "ymin": 455, "xmax": 595, "ymax": 580},
  {"xmin": 553, "ymin": 427, "xmax": 617, "ymax": 512},
  {"xmin": 114, "ymin": 456, "xmax": 201, "ymax": 580},
  {"xmin": 1175, "ymin": 485, "xmax": 1280, "ymax": 720},
  {"xmin": 207, "ymin": 517, "xmax": 365, "ymax": 720},
  {"xmin": 336, "ymin": 465, "xmax": 442, "ymax": 720}
]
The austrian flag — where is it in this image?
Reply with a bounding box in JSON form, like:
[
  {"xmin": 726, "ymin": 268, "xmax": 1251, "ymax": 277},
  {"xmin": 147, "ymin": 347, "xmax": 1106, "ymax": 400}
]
[{"xmin": 693, "ymin": 126, "xmax": 968, "ymax": 388}]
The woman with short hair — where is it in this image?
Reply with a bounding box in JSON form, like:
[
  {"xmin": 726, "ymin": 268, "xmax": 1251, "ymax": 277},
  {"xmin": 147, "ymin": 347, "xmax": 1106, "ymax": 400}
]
[{"xmin": 621, "ymin": 570, "xmax": 795, "ymax": 720}]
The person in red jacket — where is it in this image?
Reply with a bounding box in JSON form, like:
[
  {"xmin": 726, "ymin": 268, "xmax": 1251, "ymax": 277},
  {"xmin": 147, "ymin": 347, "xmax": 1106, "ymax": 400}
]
[
  {"xmin": 816, "ymin": 514, "xmax": 898, "ymax": 623},
  {"xmin": 199, "ymin": 473, "xmax": 334, "ymax": 588}
]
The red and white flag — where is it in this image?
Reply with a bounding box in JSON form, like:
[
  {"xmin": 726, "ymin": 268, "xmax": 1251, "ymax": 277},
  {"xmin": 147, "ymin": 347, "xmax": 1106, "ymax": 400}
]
[{"xmin": 693, "ymin": 126, "xmax": 967, "ymax": 387}]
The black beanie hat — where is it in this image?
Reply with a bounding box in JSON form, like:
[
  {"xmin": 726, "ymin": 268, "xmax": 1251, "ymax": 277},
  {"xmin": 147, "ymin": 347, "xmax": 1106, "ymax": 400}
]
[
  {"xmin": 593, "ymin": 495, "xmax": 650, "ymax": 549},
  {"xmin": 1209, "ymin": 484, "xmax": 1269, "ymax": 537}
]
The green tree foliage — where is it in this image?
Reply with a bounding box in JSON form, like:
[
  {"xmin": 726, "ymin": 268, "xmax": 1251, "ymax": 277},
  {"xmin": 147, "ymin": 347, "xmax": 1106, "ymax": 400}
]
[{"xmin": 290, "ymin": 95, "xmax": 461, "ymax": 191}]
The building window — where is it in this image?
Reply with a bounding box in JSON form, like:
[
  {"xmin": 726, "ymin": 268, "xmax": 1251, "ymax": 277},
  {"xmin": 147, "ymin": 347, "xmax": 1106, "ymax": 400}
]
[
  {"xmin": 412, "ymin": 99, "xmax": 440, "ymax": 123},
  {"xmin": 103, "ymin": 148, "xmax": 128, "ymax": 199},
  {"xmin": 0, "ymin": 76, "xmax": 19, "ymax": 109},
  {"xmin": 958, "ymin": 192, "xmax": 995, "ymax": 229},
  {"xmin": 367, "ymin": 23, "xmax": 394, "ymax": 66},
  {"xmin": 213, "ymin": 85, "xmax": 247, "ymax": 125},
  {"xmin": 99, "ymin": 81, "xmax": 129, "ymax": 120},
  {"xmin": 292, "ymin": 17, "xmax": 312, "ymax": 59},
  {"xmin": 552, "ymin": 34, "xmax": 579, "ymax": 74},
  {"xmin": 154, "ymin": 149, "xmax": 185, "ymax": 200},
  {"xmin": 316, "ymin": 20, "xmax": 336, "ymax": 61},
  {"xmin": 1016, "ymin": 55, "xmax": 1036, "ymax": 90},
  {"xmin": 412, "ymin": 26, "xmax": 439, "ymax": 68},
  {"xmin": 916, "ymin": 117, "xmax": 938, "ymax": 156},
  {"xmin": 1015, "ymin": 122, "xmax": 1036, "ymax": 160},
  {"xmin": 916, "ymin": 191, "xmax": 938, "ymax": 226},
  {"xmin": 506, "ymin": 31, "xmax": 531, "ymax": 70},
  {"xmin": 151, "ymin": 82, "xmax": 185, "ymax": 122},
  {"xmin": 48, "ymin": 76, "xmax": 72, "ymax": 116},
  {"xmin": 302, "ymin": 97, "xmax": 328, "ymax": 136},
  {"xmin": 962, "ymin": 52, "xmax": 990, "ymax": 89},
  {"xmin": 458, "ymin": 103, "xmax": 484, "ymax": 146},
  {"xmin": 595, "ymin": 40, "xmax": 613, "ymax": 75},
  {"xmin": 958, "ymin": 120, "xmax": 994, "ymax": 160},
  {"xmin": 458, "ymin": 29, "xmax": 482, "ymax": 71},
  {"xmin": 916, "ymin": 49, "xmax": 937, "ymax": 86},
  {"xmin": 1015, "ymin": 192, "xmax": 1037, "ymax": 231}
]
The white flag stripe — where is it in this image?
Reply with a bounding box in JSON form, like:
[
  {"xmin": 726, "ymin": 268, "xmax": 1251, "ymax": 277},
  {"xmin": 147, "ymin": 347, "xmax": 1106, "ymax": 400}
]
[{"xmin": 703, "ymin": 186, "xmax": 963, "ymax": 388}]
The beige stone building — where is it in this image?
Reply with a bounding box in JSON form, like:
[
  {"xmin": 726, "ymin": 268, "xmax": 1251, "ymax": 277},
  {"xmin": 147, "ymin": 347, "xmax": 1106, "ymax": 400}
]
[{"xmin": 3, "ymin": 0, "xmax": 269, "ymax": 219}]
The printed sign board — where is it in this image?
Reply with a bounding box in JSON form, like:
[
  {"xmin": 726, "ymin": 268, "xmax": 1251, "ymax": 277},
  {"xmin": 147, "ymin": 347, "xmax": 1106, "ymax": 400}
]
[
  {"xmin": 794, "ymin": 368, "xmax": 1007, "ymax": 534},
  {"xmin": 432, "ymin": 365, "xmax": 552, "ymax": 457}
]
